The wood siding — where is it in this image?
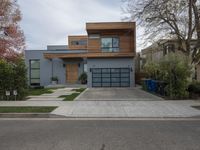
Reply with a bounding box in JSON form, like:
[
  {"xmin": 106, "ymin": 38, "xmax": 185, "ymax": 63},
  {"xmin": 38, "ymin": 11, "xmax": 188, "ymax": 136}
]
[
  {"xmin": 68, "ymin": 35, "xmax": 87, "ymax": 50},
  {"xmin": 44, "ymin": 52, "xmax": 134, "ymax": 59},
  {"xmin": 87, "ymin": 30, "xmax": 135, "ymax": 55},
  {"xmin": 86, "ymin": 22, "xmax": 135, "ymax": 30}
]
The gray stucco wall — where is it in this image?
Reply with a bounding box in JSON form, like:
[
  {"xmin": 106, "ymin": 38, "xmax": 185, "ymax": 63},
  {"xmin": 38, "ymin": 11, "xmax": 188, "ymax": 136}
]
[
  {"xmin": 87, "ymin": 58, "xmax": 135, "ymax": 87},
  {"xmin": 25, "ymin": 50, "xmax": 84, "ymax": 86}
]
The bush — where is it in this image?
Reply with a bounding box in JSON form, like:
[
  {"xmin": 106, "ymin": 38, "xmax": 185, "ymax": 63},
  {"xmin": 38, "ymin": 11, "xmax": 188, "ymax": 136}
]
[
  {"xmin": 159, "ymin": 54, "xmax": 192, "ymax": 99},
  {"xmin": 51, "ymin": 76, "xmax": 58, "ymax": 81},
  {"xmin": 143, "ymin": 53, "xmax": 192, "ymax": 99},
  {"xmin": 0, "ymin": 58, "xmax": 28, "ymax": 100},
  {"xmin": 79, "ymin": 72, "xmax": 87, "ymax": 84},
  {"xmin": 188, "ymin": 82, "xmax": 200, "ymax": 94}
]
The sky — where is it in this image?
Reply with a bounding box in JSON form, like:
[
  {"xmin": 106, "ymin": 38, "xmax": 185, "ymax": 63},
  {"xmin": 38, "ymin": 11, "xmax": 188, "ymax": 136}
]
[{"xmin": 18, "ymin": 0, "xmax": 142, "ymax": 51}]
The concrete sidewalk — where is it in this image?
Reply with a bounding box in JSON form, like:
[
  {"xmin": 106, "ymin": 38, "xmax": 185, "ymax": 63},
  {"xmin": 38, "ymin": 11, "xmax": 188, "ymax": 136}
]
[
  {"xmin": 51, "ymin": 100, "xmax": 200, "ymax": 118},
  {"xmin": 1, "ymin": 100, "xmax": 200, "ymax": 118}
]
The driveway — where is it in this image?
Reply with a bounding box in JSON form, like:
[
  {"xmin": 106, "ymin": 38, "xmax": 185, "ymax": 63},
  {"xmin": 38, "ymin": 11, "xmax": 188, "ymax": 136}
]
[{"xmin": 76, "ymin": 87, "xmax": 164, "ymax": 101}]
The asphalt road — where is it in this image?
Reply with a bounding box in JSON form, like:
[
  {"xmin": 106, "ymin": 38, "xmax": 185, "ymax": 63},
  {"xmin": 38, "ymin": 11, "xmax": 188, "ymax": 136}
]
[{"xmin": 0, "ymin": 119, "xmax": 200, "ymax": 150}]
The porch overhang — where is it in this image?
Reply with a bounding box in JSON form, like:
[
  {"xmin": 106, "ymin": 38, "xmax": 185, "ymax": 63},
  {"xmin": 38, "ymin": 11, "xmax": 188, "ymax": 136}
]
[{"xmin": 44, "ymin": 52, "xmax": 135, "ymax": 59}]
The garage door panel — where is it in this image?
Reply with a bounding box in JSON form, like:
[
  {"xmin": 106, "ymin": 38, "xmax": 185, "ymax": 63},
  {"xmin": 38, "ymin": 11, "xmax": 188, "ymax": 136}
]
[
  {"xmin": 102, "ymin": 83, "xmax": 111, "ymax": 87},
  {"xmin": 93, "ymin": 83, "xmax": 101, "ymax": 87},
  {"xmin": 92, "ymin": 68, "xmax": 130, "ymax": 87}
]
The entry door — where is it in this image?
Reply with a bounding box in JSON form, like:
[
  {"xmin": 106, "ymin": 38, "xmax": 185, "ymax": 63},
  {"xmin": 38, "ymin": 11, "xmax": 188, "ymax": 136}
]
[
  {"xmin": 66, "ymin": 64, "xmax": 78, "ymax": 83},
  {"xmin": 92, "ymin": 68, "xmax": 130, "ymax": 87}
]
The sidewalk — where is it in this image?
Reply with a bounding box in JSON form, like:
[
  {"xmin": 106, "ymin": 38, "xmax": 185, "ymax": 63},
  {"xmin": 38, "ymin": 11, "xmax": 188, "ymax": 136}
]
[{"xmin": 0, "ymin": 100, "xmax": 200, "ymax": 118}]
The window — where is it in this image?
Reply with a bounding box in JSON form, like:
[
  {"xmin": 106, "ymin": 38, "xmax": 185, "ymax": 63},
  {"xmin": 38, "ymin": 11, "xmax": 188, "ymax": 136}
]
[
  {"xmin": 30, "ymin": 60, "xmax": 40, "ymax": 86},
  {"xmin": 88, "ymin": 34, "xmax": 100, "ymax": 39},
  {"xmin": 71, "ymin": 40, "xmax": 87, "ymax": 46},
  {"xmin": 101, "ymin": 37, "xmax": 119, "ymax": 52},
  {"xmin": 164, "ymin": 44, "xmax": 175, "ymax": 55}
]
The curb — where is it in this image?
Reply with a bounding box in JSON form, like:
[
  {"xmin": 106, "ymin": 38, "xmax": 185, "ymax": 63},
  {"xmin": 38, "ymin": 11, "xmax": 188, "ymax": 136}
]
[{"xmin": 0, "ymin": 113, "xmax": 64, "ymax": 118}]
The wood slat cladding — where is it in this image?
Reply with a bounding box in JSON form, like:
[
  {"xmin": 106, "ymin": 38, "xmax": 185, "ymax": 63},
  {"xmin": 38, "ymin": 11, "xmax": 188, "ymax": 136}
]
[
  {"xmin": 68, "ymin": 35, "xmax": 87, "ymax": 50},
  {"xmin": 87, "ymin": 30, "xmax": 135, "ymax": 54},
  {"xmin": 44, "ymin": 52, "xmax": 134, "ymax": 59},
  {"xmin": 86, "ymin": 22, "xmax": 135, "ymax": 31}
]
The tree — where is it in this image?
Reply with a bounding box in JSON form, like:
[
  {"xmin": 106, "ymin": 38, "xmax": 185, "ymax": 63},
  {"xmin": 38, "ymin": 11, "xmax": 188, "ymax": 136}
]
[
  {"xmin": 0, "ymin": 0, "xmax": 25, "ymax": 62},
  {"xmin": 123, "ymin": 0, "xmax": 200, "ymax": 64}
]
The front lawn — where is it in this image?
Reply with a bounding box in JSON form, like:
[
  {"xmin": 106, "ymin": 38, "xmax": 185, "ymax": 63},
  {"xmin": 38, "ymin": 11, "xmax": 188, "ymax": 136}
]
[
  {"xmin": 72, "ymin": 88, "xmax": 86, "ymax": 93},
  {"xmin": 27, "ymin": 88, "xmax": 54, "ymax": 96},
  {"xmin": 60, "ymin": 88, "xmax": 86, "ymax": 101},
  {"xmin": 0, "ymin": 106, "xmax": 57, "ymax": 113},
  {"xmin": 59, "ymin": 93, "xmax": 80, "ymax": 101}
]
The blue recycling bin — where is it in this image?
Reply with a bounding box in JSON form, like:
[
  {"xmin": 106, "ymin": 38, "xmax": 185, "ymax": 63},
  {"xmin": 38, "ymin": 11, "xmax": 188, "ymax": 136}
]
[{"xmin": 151, "ymin": 80, "xmax": 158, "ymax": 93}]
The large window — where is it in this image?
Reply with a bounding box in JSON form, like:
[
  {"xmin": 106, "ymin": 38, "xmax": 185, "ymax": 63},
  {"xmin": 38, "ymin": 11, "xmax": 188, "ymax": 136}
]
[
  {"xmin": 101, "ymin": 37, "xmax": 119, "ymax": 52},
  {"xmin": 30, "ymin": 60, "xmax": 40, "ymax": 86}
]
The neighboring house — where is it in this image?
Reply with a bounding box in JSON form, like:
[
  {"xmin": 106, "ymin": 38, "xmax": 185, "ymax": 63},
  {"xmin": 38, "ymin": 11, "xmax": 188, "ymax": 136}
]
[
  {"xmin": 25, "ymin": 22, "xmax": 136, "ymax": 87},
  {"xmin": 141, "ymin": 39, "xmax": 200, "ymax": 81}
]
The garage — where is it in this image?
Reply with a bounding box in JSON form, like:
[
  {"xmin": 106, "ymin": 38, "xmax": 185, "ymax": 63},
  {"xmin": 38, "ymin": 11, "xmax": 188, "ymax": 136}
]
[{"xmin": 92, "ymin": 68, "xmax": 130, "ymax": 87}]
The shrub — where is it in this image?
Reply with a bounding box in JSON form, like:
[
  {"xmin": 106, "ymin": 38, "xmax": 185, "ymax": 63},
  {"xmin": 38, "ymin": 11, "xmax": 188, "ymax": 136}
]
[
  {"xmin": 51, "ymin": 76, "xmax": 58, "ymax": 81},
  {"xmin": 159, "ymin": 53, "xmax": 192, "ymax": 99},
  {"xmin": 143, "ymin": 61, "xmax": 160, "ymax": 79},
  {"xmin": 188, "ymin": 81, "xmax": 200, "ymax": 94},
  {"xmin": 79, "ymin": 72, "xmax": 87, "ymax": 84},
  {"xmin": 143, "ymin": 53, "xmax": 192, "ymax": 99},
  {"xmin": 0, "ymin": 58, "xmax": 28, "ymax": 100}
]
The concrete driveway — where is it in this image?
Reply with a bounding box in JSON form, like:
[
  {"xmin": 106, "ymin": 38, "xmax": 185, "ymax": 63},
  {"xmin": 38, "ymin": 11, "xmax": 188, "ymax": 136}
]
[{"xmin": 76, "ymin": 87, "xmax": 164, "ymax": 101}]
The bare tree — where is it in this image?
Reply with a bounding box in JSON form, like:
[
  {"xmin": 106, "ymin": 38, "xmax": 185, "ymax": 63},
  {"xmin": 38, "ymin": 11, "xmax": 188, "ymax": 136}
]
[
  {"xmin": 0, "ymin": 0, "xmax": 25, "ymax": 62},
  {"xmin": 123, "ymin": 0, "xmax": 200, "ymax": 64}
]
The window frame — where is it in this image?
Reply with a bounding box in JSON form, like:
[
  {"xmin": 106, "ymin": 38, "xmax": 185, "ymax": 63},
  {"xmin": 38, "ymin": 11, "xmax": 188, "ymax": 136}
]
[
  {"xmin": 29, "ymin": 59, "xmax": 40, "ymax": 86},
  {"xmin": 101, "ymin": 37, "xmax": 120, "ymax": 52}
]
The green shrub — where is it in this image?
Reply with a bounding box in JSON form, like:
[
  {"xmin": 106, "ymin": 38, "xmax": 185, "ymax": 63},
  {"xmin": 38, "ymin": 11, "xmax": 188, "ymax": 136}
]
[
  {"xmin": 0, "ymin": 58, "xmax": 28, "ymax": 100},
  {"xmin": 143, "ymin": 53, "xmax": 192, "ymax": 99},
  {"xmin": 51, "ymin": 76, "xmax": 58, "ymax": 81},
  {"xmin": 188, "ymin": 81, "xmax": 200, "ymax": 94},
  {"xmin": 79, "ymin": 72, "xmax": 87, "ymax": 84},
  {"xmin": 159, "ymin": 53, "xmax": 192, "ymax": 99}
]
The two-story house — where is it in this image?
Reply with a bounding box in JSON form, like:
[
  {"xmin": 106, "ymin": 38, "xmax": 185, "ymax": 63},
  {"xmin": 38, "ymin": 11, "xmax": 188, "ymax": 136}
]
[
  {"xmin": 141, "ymin": 39, "xmax": 200, "ymax": 81},
  {"xmin": 25, "ymin": 22, "xmax": 136, "ymax": 87}
]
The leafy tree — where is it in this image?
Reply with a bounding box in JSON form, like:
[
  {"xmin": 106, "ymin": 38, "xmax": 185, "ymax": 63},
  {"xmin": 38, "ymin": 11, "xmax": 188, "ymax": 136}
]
[
  {"xmin": 123, "ymin": 0, "xmax": 200, "ymax": 65},
  {"xmin": 0, "ymin": 0, "xmax": 25, "ymax": 62}
]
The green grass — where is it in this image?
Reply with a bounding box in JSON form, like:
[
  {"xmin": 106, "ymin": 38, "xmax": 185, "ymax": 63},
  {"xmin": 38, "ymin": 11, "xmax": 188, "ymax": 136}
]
[
  {"xmin": 28, "ymin": 88, "xmax": 54, "ymax": 96},
  {"xmin": 72, "ymin": 88, "xmax": 86, "ymax": 93},
  {"xmin": 59, "ymin": 93, "xmax": 80, "ymax": 101},
  {"xmin": 0, "ymin": 106, "xmax": 57, "ymax": 113},
  {"xmin": 59, "ymin": 88, "xmax": 86, "ymax": 101}
]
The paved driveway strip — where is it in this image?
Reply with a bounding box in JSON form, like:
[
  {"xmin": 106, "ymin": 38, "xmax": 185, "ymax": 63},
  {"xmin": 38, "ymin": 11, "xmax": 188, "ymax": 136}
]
[{"xmin": 76, "ymin": 87, "xmax": 164, "ymax": 101}]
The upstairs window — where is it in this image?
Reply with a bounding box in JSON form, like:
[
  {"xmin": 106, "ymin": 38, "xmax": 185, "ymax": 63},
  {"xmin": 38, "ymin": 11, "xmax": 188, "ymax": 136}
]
[
  {"xmin": 164, "ymin": 44, "xmax": 175, "ymax": 55},
  {"xmin": 71, "ymin": 40, "xmax": 87, "ymax": 46},
  {"xmin": 101, "ymin": 37, "xmax": 119, "ymax": 52}
]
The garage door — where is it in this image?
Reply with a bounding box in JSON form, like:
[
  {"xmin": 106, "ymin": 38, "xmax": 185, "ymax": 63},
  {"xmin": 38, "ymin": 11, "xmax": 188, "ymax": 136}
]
[{"xmin": 92, "ymin": 68, "xmax": 130, "ymax": 87}]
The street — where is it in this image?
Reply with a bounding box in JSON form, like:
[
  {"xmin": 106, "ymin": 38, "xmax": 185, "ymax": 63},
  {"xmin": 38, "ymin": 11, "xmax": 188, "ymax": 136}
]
[{"xmin": 0, "ymin": 119, "xmax": 200, "ymax": 150}]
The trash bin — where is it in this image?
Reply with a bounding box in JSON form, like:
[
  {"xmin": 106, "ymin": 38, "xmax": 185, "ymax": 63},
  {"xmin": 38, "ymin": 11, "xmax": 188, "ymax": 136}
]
[{"xmin": 157, "ymin": 81, "xmax": 167, "ymax": 96}]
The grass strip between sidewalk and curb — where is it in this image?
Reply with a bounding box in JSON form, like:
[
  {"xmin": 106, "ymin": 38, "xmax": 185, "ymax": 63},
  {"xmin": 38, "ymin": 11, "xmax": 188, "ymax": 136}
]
[
  {"xmin": 0, "ymin": 106, "xmax": 57, "ymax": 113},
  {"xmin": 60, "ymin": 88, "xmax": 86, "ymax": 101}
]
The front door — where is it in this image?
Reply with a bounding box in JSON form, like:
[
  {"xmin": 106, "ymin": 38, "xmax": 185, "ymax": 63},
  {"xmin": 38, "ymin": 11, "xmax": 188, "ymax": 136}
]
[{"xmin": 66, "ymin": 64, "xmax": 78, "ymax": 83}]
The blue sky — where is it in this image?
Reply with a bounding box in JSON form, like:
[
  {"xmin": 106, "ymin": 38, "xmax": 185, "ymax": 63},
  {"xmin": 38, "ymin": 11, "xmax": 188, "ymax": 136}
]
[{"xmin": 18, "ymin": 0, "xmax": 142, "ymax": 50}]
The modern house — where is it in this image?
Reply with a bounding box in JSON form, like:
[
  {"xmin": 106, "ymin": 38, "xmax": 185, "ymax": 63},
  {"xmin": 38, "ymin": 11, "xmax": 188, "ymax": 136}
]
[
  {"xmin": 141, "ymin": 39, "xmax": 200, "ymax": 81},
  {"xmin": 25, "ymin": 22, "xmax": 136, "ymax": 87}
]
